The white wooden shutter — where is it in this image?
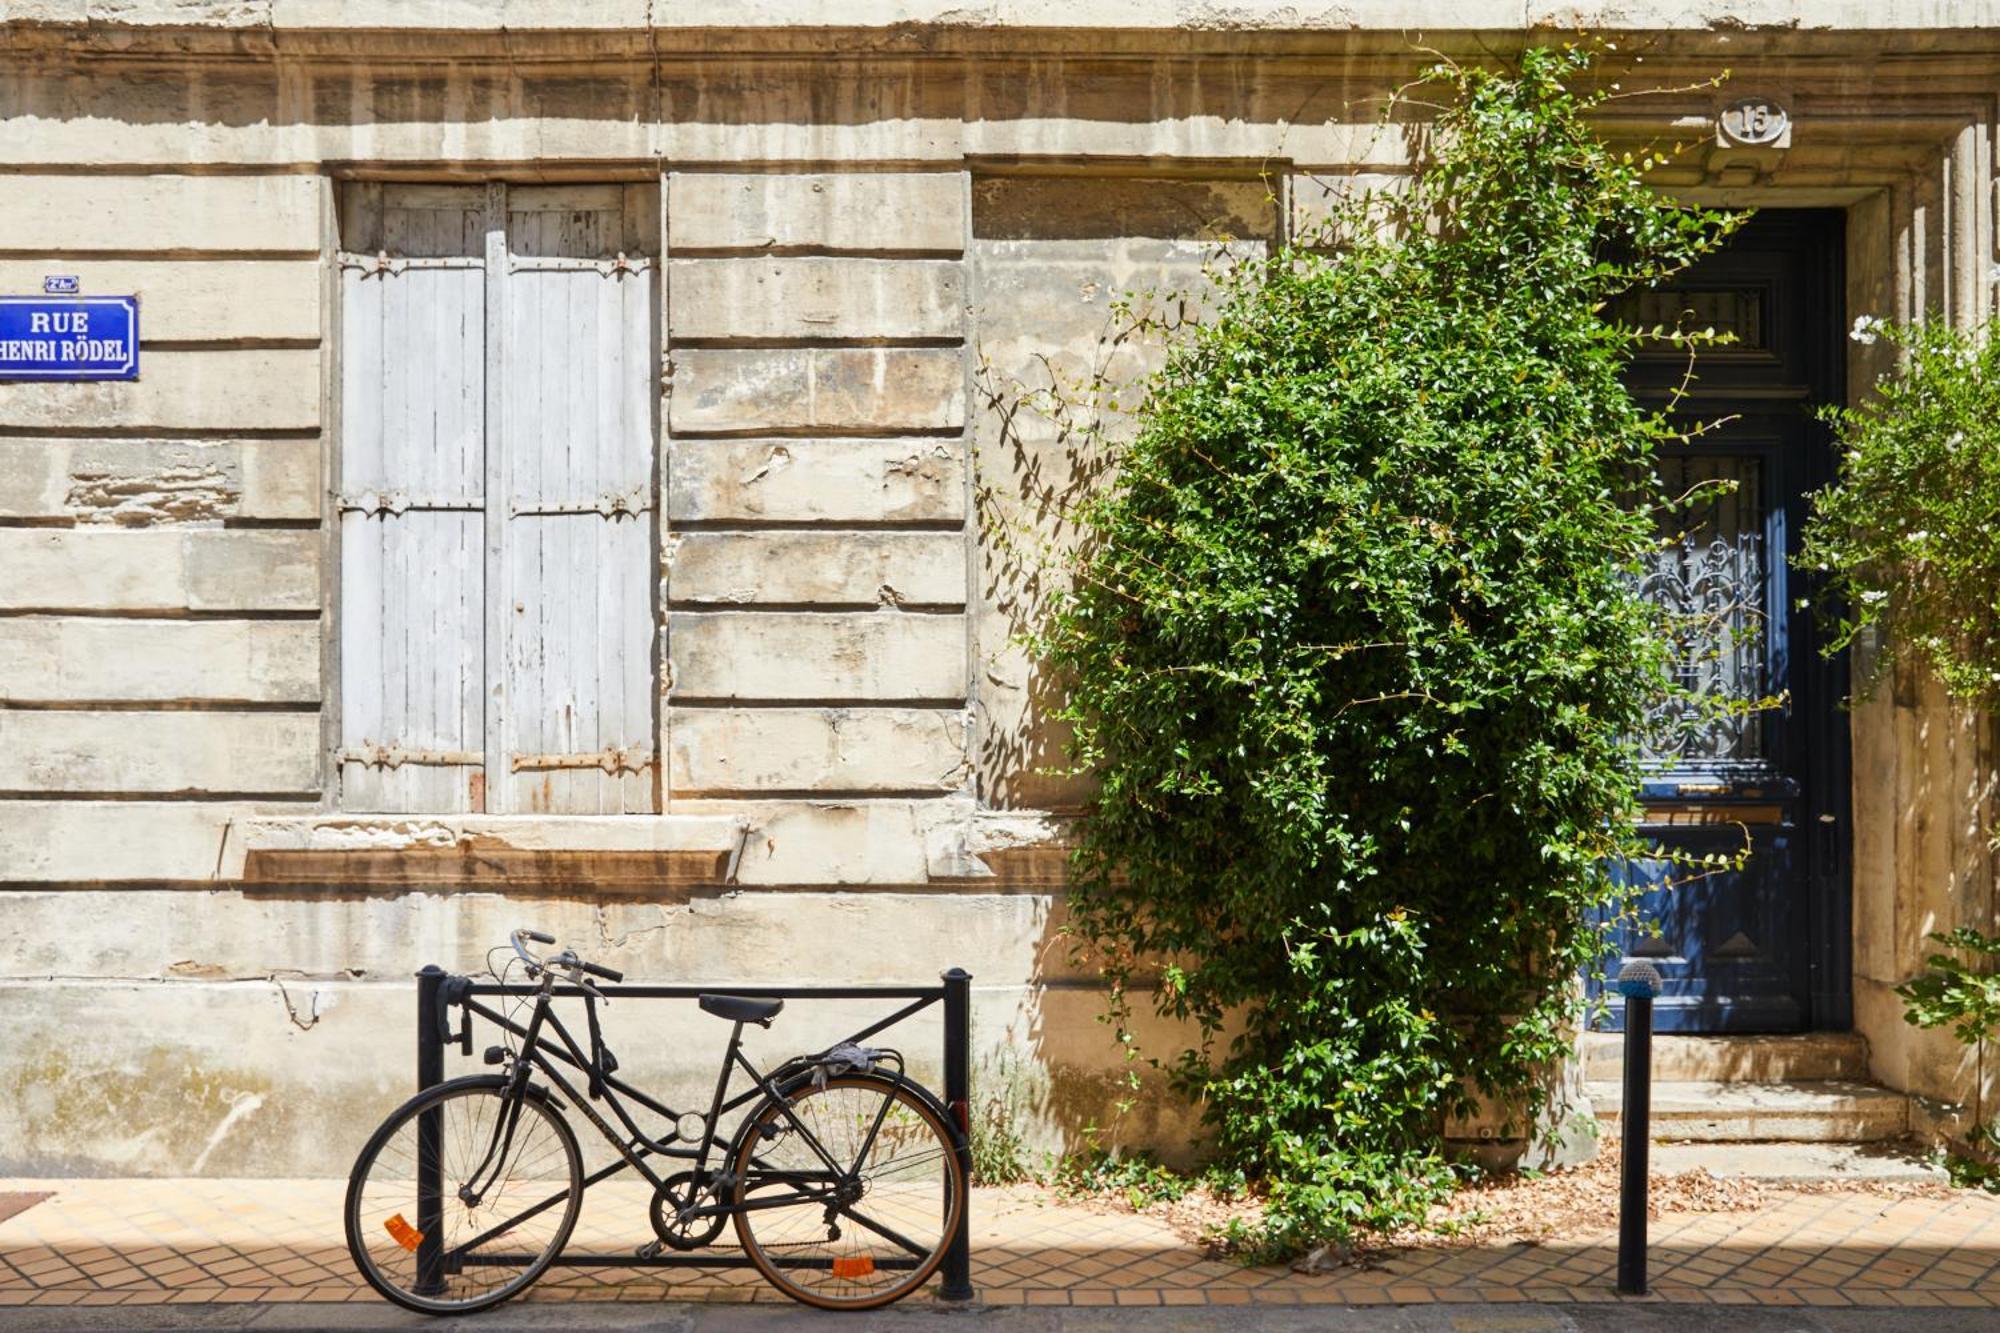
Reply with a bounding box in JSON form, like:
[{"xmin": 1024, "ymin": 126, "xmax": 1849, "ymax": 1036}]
[
  {"xmin": 337, "ymin": 184, "xmax": 489, "ymax": 812},
  {"xmin": 496, "ymin": 185, "xmax": 659, "ymax": 813}
]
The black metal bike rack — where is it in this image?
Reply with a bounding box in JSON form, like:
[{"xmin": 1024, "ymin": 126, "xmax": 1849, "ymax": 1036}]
[{"xmin": 414, "ymin": 963, "xmax": 976, "ymax": 1302}]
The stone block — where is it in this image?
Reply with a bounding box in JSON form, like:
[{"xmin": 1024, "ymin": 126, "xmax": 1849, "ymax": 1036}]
[
  {"xmin": 718, "ymin": 800, "xmax": 934, "ymax": 885},
  {"xmin": 0, "ymin": 348, "xmax": 321, "ymax": 432},
  {"xmin": 0, "ymin": 530, "xmax": 318, "ymax": 611},
  {"xmin": 921, "ymin": 808, "xmax": 1073, "ymax": 886},
  {"xmin": 0, "ymin": 260, "xmax": 320, "ymax": 343},
  {"xmin": 0, "ymin": 617, "xmax": 318, "ymax": 702},
  {"xmin": 0, "ymin": 437, "xmax": 319, "ymax": 524},
  {"xmin": 77, "ymin": 0, "xmax": 268, "ymax": 21},
  {"xmin": 668, "ymin": 530, "xmax": 966, "ymax": 607},
  {"xmin": 667, "ymin": 438, "xmax": 964, "ymax": 524},
  {"xmin": 0, "ymin": 174, "xmax": 320, "ymax": 253},
  {"xmin": 0, "ymin": 710, "xmax": 320, "ymax": 794},
  {"xmin": 273, "ymin": 0, "xmax": 650, "ymax": 24},
  {"xmin": 0, "ymin": 884, "xmax": 1047, "ymax": 985},
  {"xmin": 669, "ymin": 347, "xmax": 964, "ymax": 434},
  {"xmin": 668, "ymin": 258, "xmax": 964, "ymax": 341},
  {"xmin": 668, "ymin": 611, "xmax": 965, "ymax": 701},
  {"xmin": 668, "ymin": 706, "xmax": 968, "ymax": 794},
  {"xmin": 0, "ymin": 801, "xmax": 270, "ymax": 883},
  {"xmin": 1288, "ymin": 170, "xmax": 1412, "ymax": 241},
  {"xmin": 668, "ymin": 172, "xmax": 965, "ymax": 253},
  {"xmin": 972, "ymin": 174, "xmax": 1277, "ymax": 242}
]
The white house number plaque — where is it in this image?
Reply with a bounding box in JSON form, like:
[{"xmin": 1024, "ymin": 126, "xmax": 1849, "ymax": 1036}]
[{"xmin": 1718, "ymin": 98, "xmax": 1791, "ymax": 148}]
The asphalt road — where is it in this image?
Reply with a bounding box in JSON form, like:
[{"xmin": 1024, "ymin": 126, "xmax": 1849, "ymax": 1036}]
[{"xmin": 3, "ymin": 1303, "xmax": 1996, "ymax": 1333}]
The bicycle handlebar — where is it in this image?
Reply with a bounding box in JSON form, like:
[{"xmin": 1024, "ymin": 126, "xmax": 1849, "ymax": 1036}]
[{"xmin": 508, "ymin": 928, "xmax": 623, "ymax": 987}]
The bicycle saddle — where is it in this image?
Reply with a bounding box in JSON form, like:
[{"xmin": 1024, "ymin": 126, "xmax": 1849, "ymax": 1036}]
[{"xmin": 698, "ymin": 993, "xmax": 784, "ymax": 1025}]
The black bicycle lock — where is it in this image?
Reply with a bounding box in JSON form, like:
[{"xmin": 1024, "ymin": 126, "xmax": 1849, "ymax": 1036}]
[{"xmin": 1615, "ymin": 958, "xmax": 1661, "ymax": 1297}]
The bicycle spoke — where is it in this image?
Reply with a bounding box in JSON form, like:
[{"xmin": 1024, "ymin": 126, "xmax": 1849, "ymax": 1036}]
[{"xmin": 835, "ymin": 1204, "xmax": 934, "ymax": 1259}]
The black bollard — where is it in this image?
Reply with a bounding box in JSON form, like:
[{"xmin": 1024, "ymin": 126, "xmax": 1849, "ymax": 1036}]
[
  {"xmin": 1614, "ymin": 959, "xmax": 1661, "ymax": 1297},
  {"xmin": 938, "ymin": 968, "xmax": 975, "ymax": 1302},
  {"xmin": 414, "ymin": 965, "xmax": 448, "ymax": 1297}
]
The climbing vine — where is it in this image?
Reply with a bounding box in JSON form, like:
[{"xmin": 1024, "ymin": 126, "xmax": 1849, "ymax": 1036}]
[
  {"xmin": 1802, "ymin": 317, "xmax": 2000, "ymax": 709},
  {"xmin": 1028, "ymin": 47, "xmax": 1739, "ymax": 1254},
  {"xmin": 1804, "ymin": 304, "xmax": 2000, "ymax": 1187}
]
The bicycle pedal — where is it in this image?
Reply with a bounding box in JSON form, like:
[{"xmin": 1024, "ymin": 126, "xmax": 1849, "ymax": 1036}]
[{"xmin": 635, "ymin": 1240, "xmax": 665, "ymax": 1260}]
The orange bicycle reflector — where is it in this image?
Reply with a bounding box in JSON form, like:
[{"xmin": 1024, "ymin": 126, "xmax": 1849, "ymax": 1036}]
[
  {"xmin": 830, "ymin": 1255, "xmax": 876, "ymax": 1279},
  {"xmin": 384, "ymin": 1214, "xmax": 425, "ymax": 1253}
]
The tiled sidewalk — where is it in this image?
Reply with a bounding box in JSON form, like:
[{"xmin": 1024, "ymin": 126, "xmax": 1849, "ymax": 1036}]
[{"xmin": 4, "ymin": 1177, "xmax": 2000, "ymax": 1310}]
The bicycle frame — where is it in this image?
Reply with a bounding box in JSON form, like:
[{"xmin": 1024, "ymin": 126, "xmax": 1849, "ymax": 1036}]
[{"xmin": 418, "ymin": 968, "xmax": 971, "ymax": 1287}]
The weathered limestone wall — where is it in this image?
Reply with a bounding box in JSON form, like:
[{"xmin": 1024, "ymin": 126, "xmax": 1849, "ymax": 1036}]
[
  {"xmin": 0, "ymin": 887, "xmax": 1213, "ymax": 1176},
  {"xmin": 1, "ymin": 9, "xmax": 1999, "ymax": 1173}
]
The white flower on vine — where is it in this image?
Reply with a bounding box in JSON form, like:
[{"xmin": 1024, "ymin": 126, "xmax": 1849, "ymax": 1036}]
[
  {"xmin": 1850, "ymin": 315, "xmax": 1886, "ymax": 345},
  {"xmin": 1861, "ymin": 590, "xmax": 1890, "ymax": 603},
  {"xmin": 1907, "ymin": 530, "xmax": 1931, "ymax": 543}
]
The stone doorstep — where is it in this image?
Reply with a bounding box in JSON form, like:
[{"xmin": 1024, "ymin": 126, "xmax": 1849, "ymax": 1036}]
[
  {"xmin": 1649, "ymin": 1140, "xmax": 1946, "ymax": 1181},
  {"xmin": 1586, "ymin": 1079, "xmax": 1910, "ymax": 1144},
  {"xmin": 1580, "ymin": 1031, "xmax": 1869, "ymax": 1083}
]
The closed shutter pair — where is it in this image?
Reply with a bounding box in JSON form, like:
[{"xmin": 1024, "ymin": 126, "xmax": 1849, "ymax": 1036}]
[{"xmin": 337, "ymin": 182, "xmax": 658, "ymax": 814}]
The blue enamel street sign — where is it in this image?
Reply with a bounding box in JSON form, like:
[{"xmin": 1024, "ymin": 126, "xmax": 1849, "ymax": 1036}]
[{"xmin": 0, "ymin": 296, "xmax": 139, "ymax": 380}]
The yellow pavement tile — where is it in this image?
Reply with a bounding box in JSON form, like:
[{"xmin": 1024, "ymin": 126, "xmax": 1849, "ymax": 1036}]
[
  {"xmin": 4, "ymin": 1178, "xmax": 2000, "ymax": 1311},
  {"xmin": 1933, "ymin": 1290, "xmax": 1999, "ymax": 1308}
]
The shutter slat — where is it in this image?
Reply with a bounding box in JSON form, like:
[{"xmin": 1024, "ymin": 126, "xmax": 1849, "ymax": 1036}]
[
  {"xmin": 498, "ymin": 184, "xmax": 660, "ymax": 813},
  {"xmin": 338, "ymin": 191, "xmax": 487, "ymax": 813}
]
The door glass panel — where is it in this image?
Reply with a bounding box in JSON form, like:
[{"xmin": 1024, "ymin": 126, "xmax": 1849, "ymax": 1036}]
[{"xmin": 1637, "ymin": 455, "xmax": 1767, "ymax": 766}]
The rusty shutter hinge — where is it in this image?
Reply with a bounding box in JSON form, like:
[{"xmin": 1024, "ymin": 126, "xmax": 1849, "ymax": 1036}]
[
  {"xmin": 340, "ymin": 744, "xmax": 483, "ymax": 770},
  {"xmin": 510, "ymin": 746, "xmax": 655, "ymax": 775},
  {"xmin": 338, "ymin": 490, "xmax": 483, "ymax": 517},
  {"xmin": 509, "ymin": 485, "xmax": 651, "ymax": 519}
]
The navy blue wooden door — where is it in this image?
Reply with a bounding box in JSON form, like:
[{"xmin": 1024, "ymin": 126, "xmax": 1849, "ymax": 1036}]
[{"xmin": 1593, "ymin": 211, "xmax": 1851, "ymax": 1034}]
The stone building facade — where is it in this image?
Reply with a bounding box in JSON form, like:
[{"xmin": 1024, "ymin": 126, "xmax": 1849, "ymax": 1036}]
[{"xmin": 1, "ymin": 2, "xmax": 1997, "ymax": 1175}]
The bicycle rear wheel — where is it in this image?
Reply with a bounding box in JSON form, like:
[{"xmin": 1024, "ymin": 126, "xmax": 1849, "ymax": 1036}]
[
  {"xmin": 345, "ymin": 1074, "xmax": 582, "ymax": 1315},
  {"xmin": 731, "ymin": 1072, "xmax": 965, "ymax": 1310}
]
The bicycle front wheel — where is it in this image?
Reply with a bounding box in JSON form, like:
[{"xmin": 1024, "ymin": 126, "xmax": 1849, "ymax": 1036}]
[
  {"xmin": 345, "ymin": 1074, "xmax": 582, "ymax": 1315},
  {"xmin": 731, "ymin": 1072, "xmax": 965, "ymax": 1310}
]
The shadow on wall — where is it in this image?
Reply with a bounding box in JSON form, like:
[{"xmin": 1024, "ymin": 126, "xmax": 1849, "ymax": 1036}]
[
  {"xmin": 969, "ymin": 173, "xmax": 1278, "ymax": 816},
  {"xmin": 964, "ymin": 174, "xmax": 1281, "ymax": 1169},
  {"xmin": 982, "ymin": 894, "xmax": 1239, "ymax": 1174}
]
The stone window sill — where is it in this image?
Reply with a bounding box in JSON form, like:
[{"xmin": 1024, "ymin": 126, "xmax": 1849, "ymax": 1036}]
[{"xmin": 240, "ymin": 815, "xmax": 748, "ymax": 890}]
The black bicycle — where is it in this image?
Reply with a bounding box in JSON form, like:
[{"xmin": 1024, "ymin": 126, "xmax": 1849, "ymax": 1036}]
[{"xmin": 344, "ymin": 929, "xmax": 967, "ymax": 1314}]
